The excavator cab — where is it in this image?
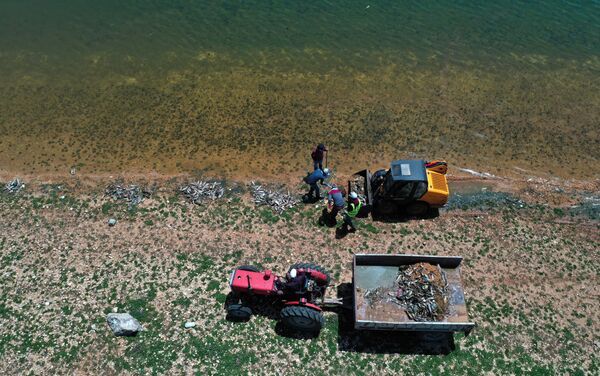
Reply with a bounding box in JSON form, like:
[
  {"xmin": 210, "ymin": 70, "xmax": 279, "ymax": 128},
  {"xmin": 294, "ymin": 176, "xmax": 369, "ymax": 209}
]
[
  {"xmin": 380, "ymin": 160, "xmax": 429, "ymax": 201},
  {"xmin": 359, "ymin": 160, "xmax": 449, "ymax": 217}
]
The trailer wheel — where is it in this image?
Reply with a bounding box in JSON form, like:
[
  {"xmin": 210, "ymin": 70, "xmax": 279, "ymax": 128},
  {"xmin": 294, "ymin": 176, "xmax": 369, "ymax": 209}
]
[
  {"xmin": 406, "ymin": 201, "xmax": 429, "ymax": 216},
  {"xmin": 227, "ymin": 304, "xmax": 252, "ymax": 321},
  {"xmin": 280, "ymin": 306, "xmax": 324, "ymax": 333},
  {"xmin": 237, "ymin": 265, "xmax": 260, "ymax": 272},
  {"xmin": 288, "ymin": 262, "xmax": 331, "ymax": 284}
]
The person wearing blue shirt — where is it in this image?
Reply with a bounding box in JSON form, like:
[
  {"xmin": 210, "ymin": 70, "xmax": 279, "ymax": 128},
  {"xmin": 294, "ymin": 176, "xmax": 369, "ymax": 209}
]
[{"xmin": 304, "ymin": 168, "xmax": 330, "ymax": 200}]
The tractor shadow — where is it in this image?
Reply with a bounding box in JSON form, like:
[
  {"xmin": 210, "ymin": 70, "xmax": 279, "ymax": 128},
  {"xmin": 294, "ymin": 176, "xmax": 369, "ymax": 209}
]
[
  {"xmin": 333, "ymin": 283, "xmax": 456, "ymax": 355},
  {"xmin": 224, "ymin": 292, "xmax": 323, "ymax": 339},
  {"xmin": 224, "ymin": 292, "xmax": 280, "ymax": 322}
]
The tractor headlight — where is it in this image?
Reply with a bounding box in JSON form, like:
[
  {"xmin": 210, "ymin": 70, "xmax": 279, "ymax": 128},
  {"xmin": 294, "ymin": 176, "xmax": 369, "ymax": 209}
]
[{"xmin": 229, "ymin": 270, "xmax": 235, "ymax": 288}]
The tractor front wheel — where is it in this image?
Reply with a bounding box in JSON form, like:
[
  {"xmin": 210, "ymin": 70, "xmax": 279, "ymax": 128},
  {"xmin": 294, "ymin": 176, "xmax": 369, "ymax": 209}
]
[
  {"xmin": 280, "ymin": 306, "xmax": 324, "ymax": 333},
  {"xmin": 227, "ymin": 304, "xmax": 252, "ymax": 321}
]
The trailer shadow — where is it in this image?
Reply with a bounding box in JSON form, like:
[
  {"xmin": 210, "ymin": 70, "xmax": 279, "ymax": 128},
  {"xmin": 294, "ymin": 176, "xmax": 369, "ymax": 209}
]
[{"xmin": 333, "ymin": 283, "xmax": 455, "ymax": 355}]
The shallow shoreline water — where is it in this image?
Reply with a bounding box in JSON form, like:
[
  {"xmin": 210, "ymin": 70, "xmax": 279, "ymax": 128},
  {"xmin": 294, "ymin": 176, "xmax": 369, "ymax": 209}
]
[{"xmin": 1, "ymin": 1, "xmax": 599, "ymax": 180}]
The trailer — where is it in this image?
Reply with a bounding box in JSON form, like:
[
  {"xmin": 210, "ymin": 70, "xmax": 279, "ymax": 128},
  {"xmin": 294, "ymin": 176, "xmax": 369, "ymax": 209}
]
[
  {"xmin": 227, "ymin": 253, "xmax": 475, "ymax": 338},
  {"xmin": 352, "ymin": 253, "xmax": 475, "ymax": 335}
]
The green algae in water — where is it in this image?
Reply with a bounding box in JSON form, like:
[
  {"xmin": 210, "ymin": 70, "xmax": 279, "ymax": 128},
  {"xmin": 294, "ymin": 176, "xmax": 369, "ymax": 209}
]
[{"xmin": 0, "ymin": 1, "xmax": 599, "ymax": 178}]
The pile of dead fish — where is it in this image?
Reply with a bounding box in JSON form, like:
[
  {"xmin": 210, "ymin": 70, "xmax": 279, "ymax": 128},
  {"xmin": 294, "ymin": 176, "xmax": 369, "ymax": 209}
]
[
  {"xmin": 394, "ymin": 263, "xmax": 449, "ymax": 322},
  {"xmin": 250, "ymin": 181, "xmax": 298, "ymax": 214},
  {"xmin": 3, "ymin": 178, "xmax": 25, "ymax": 194},
  {"xmin": 349, "ymin": 176, "xmax": 367, "ymax": 201},
  {"xmin": 179, "ymin": 181, "xmax": 224, "ymax": 204},
  {"xmin": 105, "ymin": 184, "xmax": 150, "ymax": 208}
]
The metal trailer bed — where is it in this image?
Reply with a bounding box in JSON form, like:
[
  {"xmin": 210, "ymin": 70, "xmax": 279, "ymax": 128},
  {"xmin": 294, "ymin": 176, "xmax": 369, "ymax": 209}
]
[{"xmin": 352, "ymin": 254, "xmax": 475, "ymax": 335}]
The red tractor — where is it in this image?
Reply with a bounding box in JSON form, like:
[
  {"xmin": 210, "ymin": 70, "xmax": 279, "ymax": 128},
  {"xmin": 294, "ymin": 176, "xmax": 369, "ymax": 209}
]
[{"xmin": 227, "ymin": 262, "xmax": 331, "ymax": 334}]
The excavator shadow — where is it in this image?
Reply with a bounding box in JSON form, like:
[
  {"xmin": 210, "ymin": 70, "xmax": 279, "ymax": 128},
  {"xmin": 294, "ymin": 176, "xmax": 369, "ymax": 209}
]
[
  {"xmin": 370, "ymin": 207, "xmax": 440, "ymax": 223},
  {"xmin": 334, "ymin": 283, "xmax": 455, "ymax": 355}
]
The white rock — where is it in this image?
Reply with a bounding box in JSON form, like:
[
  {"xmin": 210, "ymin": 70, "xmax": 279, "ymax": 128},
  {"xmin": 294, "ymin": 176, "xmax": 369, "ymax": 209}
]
[
  {"xmin": 184, "ymin": 322, "xmax": 196, "ymax": 329},
  {"xmin": 106, "ymin": 313, "xmax": 142, "ymax": 336}
]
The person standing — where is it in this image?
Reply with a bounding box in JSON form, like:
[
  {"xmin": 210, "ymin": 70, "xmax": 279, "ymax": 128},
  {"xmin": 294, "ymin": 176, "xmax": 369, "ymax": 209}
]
[
  {"xmin": 327, "ymin": 184, "xmax": 346, "ymax": 224},
  {"xmin": 311, "ymin": 143, "xmax": 328, "ymax": 171},
  {"xmin": 304, "ymin": 168, "xmax": 330, "ymax": 200},
  {"xmin": 341, "ymin": 191, "xmax": 362, "ymax": 233}
]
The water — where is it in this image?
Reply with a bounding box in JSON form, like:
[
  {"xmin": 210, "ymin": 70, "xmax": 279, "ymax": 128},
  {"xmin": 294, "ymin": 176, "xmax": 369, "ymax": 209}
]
[{"xmin": 1, "ymin": 1, "xmax": 599, "ymax": 178}]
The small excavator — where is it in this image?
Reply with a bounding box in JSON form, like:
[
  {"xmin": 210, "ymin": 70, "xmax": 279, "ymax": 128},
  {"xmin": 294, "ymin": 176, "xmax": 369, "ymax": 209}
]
[{"xmin": 348, "ymin": 159, "xmax": 449, "ymax": 217}]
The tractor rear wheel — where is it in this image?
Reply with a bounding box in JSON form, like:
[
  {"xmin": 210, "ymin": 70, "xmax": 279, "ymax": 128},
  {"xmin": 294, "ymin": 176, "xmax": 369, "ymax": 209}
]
[
  {"xmin": 227, "ymin": 304, "xmax": 252, "ymax": 321},
  {"xmin": 280, "ymin": 306, "xmax": 325, "ymax": 333},
  {"xmin": 237, "ymin": 265, "xmax": 260, "ymax": 272},
  {"xmin": 406, "ymin": 201, "xmax": 429, "ymax": 216},
  {"xmin": 288, "ymin": 262, "xmax": 331, "ymax": 284}
]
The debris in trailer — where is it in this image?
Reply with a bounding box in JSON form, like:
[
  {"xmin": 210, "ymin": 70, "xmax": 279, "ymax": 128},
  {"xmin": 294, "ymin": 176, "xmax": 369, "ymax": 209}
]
[
  {"xmin": 105, "ymin": 184, "xmax": 151, "ymax": 208},
  {"xmin": 362, "ymin": 262, "xmax": 449, "ymax": 322},
  {"xmin": 395, "ymin": 262, "xmax": 449, "ymax": 321},
  {"xmin": 179, "ymin": 181, "xmax": 224, "ymax": 204},
  {"xmin": 4, "ymin": 178, "xmax": 25, "ymax": 194},
  {"xmin": 349, "ymin": 176, "xmax": 367, "ymax": 201},
  {"xmin": 250, "ymin": 181, "xmax": 298, "ymax": 214}
]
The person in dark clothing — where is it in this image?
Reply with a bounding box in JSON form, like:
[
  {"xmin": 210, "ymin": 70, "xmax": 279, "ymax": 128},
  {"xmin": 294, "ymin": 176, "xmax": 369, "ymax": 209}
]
[
  {"xmin": 277, "ymin": 269, "xmax": 306, "ymax": 295},
  {"xmin": 311, "ymin": 143, "xmax": 328, "ymax": 171},
  {"xmin": 304, "ymin": 168, "xmax": 330, "ymax": 200}
]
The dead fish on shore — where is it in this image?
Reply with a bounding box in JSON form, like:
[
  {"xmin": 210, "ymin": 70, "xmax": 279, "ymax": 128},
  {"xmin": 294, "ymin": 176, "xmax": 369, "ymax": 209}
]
[
  {"xmin": 394, "ymin": 263, "xmax": 449, "ymax": 322},
  {"xmin": 179, "ymin": 181, "xmax": 224, "ymax": 204},
  {"xmin": 4, "ymin": 178, "xmax": 25, "ymax": 194},
  {"xmin": 105, "ymin": 184, "xmax": 150, "ymax": 208},
  {"xmin": 250, "ymin": 181, "xmax": 298, "ymax": 214}
]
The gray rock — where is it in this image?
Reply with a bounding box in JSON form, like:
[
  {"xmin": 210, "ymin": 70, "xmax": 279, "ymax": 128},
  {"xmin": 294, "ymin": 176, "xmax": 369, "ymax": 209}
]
[
  {"xmin": 106, "ymin": 313, "xmax": 142, "ymax": 336},
  {"xmin": 108, "ymin": 218, "xmax": 117, "ymax": 227},
  {"xmin": 184, "ymin": 321, "xmax": 196, "ymax": 329}
]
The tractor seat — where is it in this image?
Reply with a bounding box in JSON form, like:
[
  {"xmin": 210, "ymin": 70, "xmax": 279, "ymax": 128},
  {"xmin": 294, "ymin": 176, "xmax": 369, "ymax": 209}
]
[{"xmin": 291, "ymin": 278, "xmax": 310, "ymax": 295}]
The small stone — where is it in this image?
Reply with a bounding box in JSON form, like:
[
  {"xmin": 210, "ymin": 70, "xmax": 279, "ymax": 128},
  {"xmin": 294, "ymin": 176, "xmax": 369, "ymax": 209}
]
[
  {"xmin": 106, "ymin": 313, "xmax": 142, "ymax": 336},
  {"xmin": 594, "ymin": 340, "xmax": 600, "ymax": 349},
  {"xmin": 112, "ymin": 307, "xmax": 118, "ymax": 313},
  {"xmin": 108, "ymin": 218, "xmax": 117, "ymax": 227},
  {"xmin": 90, "ymin": 324, "xmax": 97, "ymax": 331},
  {"xmin": 44, "ymin": 301, "xmax": 50, "ymax": 306},
  {"xmin": 184, "ymin": 322, "xmax": 196, "ymax": 329}
]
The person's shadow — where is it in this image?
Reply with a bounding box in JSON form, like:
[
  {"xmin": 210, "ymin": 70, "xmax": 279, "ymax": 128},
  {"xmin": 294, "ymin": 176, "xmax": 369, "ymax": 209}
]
[{"xmin": 318, "ymin": 208, "xmax": 337, "ymax": 228}]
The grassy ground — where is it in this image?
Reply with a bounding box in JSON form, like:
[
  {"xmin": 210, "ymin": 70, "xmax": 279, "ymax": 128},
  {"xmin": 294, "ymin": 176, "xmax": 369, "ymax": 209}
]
[{"xmin": 0, "ymin": 177, "xmax": 598, "ymax": 375}]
